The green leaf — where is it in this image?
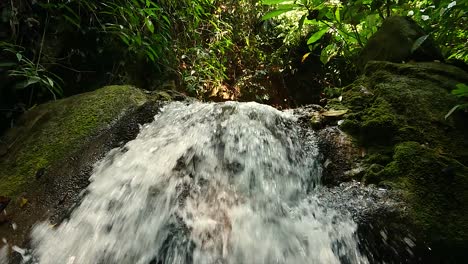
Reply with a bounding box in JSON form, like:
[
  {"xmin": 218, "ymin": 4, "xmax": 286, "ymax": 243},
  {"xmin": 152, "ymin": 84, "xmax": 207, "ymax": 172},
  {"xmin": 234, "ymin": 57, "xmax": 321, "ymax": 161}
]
[
  {"xmin": 301, "ymin": 52, "xmax": 311, "ymax": 63},
  {"xmin": 45, "ymin": 76, "xmax": 54, "ymax": 88},
  {"xmin": 161, "ymin": 15, "xmax": 170, "ymax": 25},
  {"xmin": 16, "ymin": 53, "xmax": 22, "ymax": 62},
  {"xmin": 0, "ymin": 62, "xmax": 16, "ymax": 68},
  {"xmin": 307, "ymin": 28, "xmax": 328, "ymax": 45},
  {"xmin": 335, "ymin": 6, "xmax": 341, "ymax": 23},
  {"xmin": 411, "ymin": 35, "xmax": 429, "ymax": 53},
  {"xmin": 262, "ymin": 8, "xmax": 294, "ymax": 20},
  {"xmin": 320, "ymin": 44, "xmax": 338, "ymax": 64},
  {"xmin": 145, "ymin": 17, "xmax": 154, "ymax": 33},
  {"xmin": 262, "ymin": 0, "xmax": 291, "ymax": 5},
  {"xmin": 15, "ymin": 77, "xmax": 41, "ymax": 89},
  {"xmin": 298, "ymin": 14, "xmax": 306, "ymax": 31},
  {"xmin": 452, "ymin": 83, "xmax": 468, "ymax": 97},
  {"xmin": 445, "ymin": 105, "xmax": 460, "ymax": 119}
]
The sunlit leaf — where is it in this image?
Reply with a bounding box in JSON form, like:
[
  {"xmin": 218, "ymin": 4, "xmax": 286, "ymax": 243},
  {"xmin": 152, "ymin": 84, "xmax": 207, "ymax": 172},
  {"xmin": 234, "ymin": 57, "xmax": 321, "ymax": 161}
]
[
  {"xmin": 262, "ymin": 0, "xmax": 291, "ymax": 5},
  {"xmin": 335, "ymin": 6, "xmax": 341, "ymax": 23},
  {"xmin": 320, "ymin": 44, "xmax": 338, "ymax": 64},
  {"xmin": 262, "ymin": 8, "xmax": 294, "ymax": 20},
  {"xmin": 301, "ymin": 52, "xmax": 311, "ymax": 63},
  {"xmin": 145, "ymin": 17, "xmax": 154, "ymax": 33},
  {"xmin": 448, "ymin": 1, "xmax": 456, "ymax": 9}
]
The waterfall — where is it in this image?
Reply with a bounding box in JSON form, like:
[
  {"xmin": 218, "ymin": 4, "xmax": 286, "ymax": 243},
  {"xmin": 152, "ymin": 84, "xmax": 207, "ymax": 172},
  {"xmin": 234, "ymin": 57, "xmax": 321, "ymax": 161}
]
[{"xmin": 29, "ymin": 102, "xmax": 367, "ymax": 264}]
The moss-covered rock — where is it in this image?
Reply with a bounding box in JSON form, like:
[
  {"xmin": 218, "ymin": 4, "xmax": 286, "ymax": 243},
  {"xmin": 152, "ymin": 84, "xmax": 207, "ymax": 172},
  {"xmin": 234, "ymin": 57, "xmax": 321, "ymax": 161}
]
[
  {"xmin": 358, "ymin": 16, "xmax": 443, "ymax": 69},
  {"xmin": 337, "ymin": 61, "xmax": 468, "ymax": 256},
  {"xmin": 0, "ymin": 85, "xmax": 148, "ymax": 198},
  {"xmin": 381, "ymin": 142, "xmax": 468, "ymax": 250}
]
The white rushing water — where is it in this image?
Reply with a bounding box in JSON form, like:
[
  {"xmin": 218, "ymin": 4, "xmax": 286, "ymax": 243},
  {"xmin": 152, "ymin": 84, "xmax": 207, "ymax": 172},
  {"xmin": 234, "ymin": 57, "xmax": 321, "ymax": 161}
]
[{"xmin": 29, "ymin": 102, "xmax": 367, "ymax": 264}]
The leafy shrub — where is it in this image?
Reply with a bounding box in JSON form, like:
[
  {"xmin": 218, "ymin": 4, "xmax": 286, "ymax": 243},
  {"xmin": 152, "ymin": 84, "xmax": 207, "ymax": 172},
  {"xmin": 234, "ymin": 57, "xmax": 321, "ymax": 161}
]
[
  {"xmin": 0, "ymin": 42, "xmax": 63, "ymax": 101},
  {"xmin": 261, "ymin": 0, "xmax": 467, "ymax": 65},
  {"xmin": 405, "ymin": 0, "xmax": 467, "ymax": 63},
  {"xmin": 446, "ymin": 83, "xmax": 468, "ymax": 119}
]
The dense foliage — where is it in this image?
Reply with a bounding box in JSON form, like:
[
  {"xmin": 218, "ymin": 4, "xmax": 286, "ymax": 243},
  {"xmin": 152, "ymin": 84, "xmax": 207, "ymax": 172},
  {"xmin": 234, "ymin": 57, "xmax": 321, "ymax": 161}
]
[
  {"xmin": 0, "ymin": 0, "xmax": 466, "ymax": 132},
  {"xmin": 0, "ymin": 0, "xmax": 287, "ymax": 132},
  {"xmin": 262, "ymin": 0, "xmax": 467, "ymax": 65}
]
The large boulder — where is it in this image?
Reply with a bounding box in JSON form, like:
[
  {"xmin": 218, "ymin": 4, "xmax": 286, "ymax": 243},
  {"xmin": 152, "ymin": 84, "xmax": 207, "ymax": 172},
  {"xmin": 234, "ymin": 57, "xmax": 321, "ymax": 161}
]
[
  {"xmin": 0, "ymin": 85, "xmax": 162, "ymax": 249},
  {"xmin": 359, "ymin": 16, "xmax": 443, "ymax": 69},
  {"xmin": 333, "ymin": 61, "xmax": 468, "ymax": 262}
]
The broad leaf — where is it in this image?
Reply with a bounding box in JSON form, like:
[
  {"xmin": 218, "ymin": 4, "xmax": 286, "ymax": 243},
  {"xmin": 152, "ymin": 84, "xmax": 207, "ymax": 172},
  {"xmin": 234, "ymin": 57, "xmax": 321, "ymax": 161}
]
[
  {"xmin": 145, "ymin": 17, "xmax": 154, "ymax": 33},
  {"xmin": 452, "ymin": 83, "xmax": 468, "ymax": 97},
  {"xmin": 335, "ymin": 6, "xmax": 341, "ymax": 23},
  {"xmin": 15, "ymin": 77, "xmax": 41, "ymax": 89},
  {"xmin": 320, "ymin": 44, "xmax": 338, "ymax": 64},
  {"xmin": 307, "ymin": 28, "xmax": 328, "ymax": 45},
  {"xmin": 262, "ymin": 8, "xmax": 294, "ymax": 20}
]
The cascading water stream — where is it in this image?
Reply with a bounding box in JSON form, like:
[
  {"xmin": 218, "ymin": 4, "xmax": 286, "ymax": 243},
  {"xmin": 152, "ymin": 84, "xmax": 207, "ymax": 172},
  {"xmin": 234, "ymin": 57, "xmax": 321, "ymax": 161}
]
[{"xmin": 28, "ymin": 102, "xmax": 368, "ymax": 264}]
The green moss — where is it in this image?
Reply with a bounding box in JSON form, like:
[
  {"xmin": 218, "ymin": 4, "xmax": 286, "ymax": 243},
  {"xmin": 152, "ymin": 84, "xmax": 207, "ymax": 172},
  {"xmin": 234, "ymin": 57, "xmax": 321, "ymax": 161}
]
[
  {"xmin": 341, "ymin": 80, "xmax": 374, "ymax": 112},
  {"xmin": 342, "ymin": 61, "xmax": 468, "ymax": 157},
  {"xmin": 365, "ymin": 152, "xmax": 392, "ymax": 166},
  {"xmin": 381, "ymin": 142, "xmax": 468, "ymax": 244},
  {"xmin": 340, "ymin": 97, "xmax": 399, "ymax": 144},
  {"xmin": 361, "ymin": 98, "xmax": 398, "ymax": 142},
  {"xmin": 0, "ymin": 85, "xmax": 148, "ymax": 197},
  {"xmin": 363, "ymin": 163, "xmax": 385, "ymax": 183},
  {"xmin": 324, "ymin": 98, "xmax": 348, "ymax": 111},
  {"xmin": 336, "ymin": 61, "xmax": 468, "ymax": 247}
]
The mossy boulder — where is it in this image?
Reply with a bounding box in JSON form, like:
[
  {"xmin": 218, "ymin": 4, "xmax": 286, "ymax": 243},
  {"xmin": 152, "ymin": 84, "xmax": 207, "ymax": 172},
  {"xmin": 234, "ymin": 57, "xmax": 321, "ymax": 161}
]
[
  {"xmin": 0, "ymin": 85, "xmax": 165, "ymax": 250},
  {"xmin": 359, "ymin": 16, "xmax": 443, "ymax": 69},
  {"xmin": 337, "ymin": 61, "xmax": 468, "ymax": 259},
  {"xmin": 0, "ymin": 85, "xmax": 148, "ymax": 198}
]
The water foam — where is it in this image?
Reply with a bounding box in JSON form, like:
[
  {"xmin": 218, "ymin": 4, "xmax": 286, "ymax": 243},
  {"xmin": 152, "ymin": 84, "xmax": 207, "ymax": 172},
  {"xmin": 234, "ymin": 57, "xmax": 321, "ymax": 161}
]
[{"xmin": 30, "ymin": 102, "xmax": 367, "ymax": 264}]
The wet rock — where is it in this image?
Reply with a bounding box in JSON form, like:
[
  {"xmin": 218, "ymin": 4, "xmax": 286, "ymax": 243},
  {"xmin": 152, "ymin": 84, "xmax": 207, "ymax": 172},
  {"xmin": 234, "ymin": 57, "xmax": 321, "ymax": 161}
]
[
  {"xmin": 0, "ymin": 85, "xmax": 163, "ymax": 251},
  {"xmin": 315, "ymin": 181, "xmax": 420, "ymax": 263},
  {"xmin": 317, "ymin": 127, "xmax": 362, "ymax": 185},
  {"xmin": 334, "ymin": 61, "xmax": 468, "ymax": 261}
]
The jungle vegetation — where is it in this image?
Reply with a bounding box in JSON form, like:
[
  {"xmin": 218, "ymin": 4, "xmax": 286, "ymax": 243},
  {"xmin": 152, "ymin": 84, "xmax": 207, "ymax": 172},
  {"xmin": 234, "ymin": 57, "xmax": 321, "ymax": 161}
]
[{"xmin": 0, "ymin": 0, "xmax": 466, "ymax": 133}]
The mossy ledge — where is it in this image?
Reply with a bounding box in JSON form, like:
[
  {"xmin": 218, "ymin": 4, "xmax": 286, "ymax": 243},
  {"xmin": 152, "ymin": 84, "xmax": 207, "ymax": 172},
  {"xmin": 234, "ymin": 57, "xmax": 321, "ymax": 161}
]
[
  {"xmin": 0, "ymin": 85, "xmax": 148, "ymax": 198},
  {"xmin": 336, "ymin": 61, "xmax": 468, "ymax": 257}
]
